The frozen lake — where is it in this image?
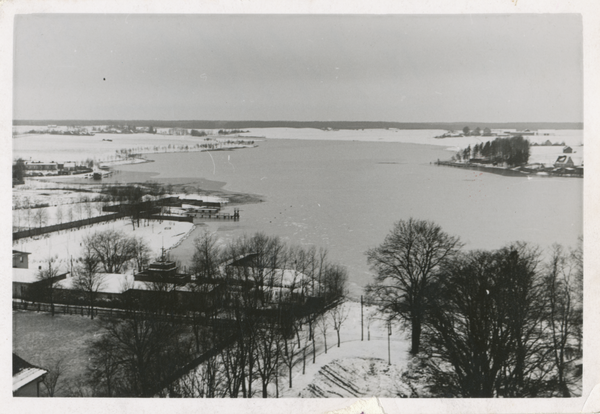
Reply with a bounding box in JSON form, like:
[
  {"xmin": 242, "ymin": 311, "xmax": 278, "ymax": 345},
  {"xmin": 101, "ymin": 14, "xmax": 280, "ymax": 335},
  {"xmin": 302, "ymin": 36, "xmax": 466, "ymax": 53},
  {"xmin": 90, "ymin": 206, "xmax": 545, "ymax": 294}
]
[{"xmin": 112, "ymin": 136, "xmax": 583, "ymax": 296}]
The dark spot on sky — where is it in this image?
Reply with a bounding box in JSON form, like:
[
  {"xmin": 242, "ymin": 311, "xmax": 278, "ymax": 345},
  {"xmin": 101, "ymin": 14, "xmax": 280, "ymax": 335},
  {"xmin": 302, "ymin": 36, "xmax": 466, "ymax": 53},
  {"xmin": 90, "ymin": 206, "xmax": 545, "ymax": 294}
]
[{"xmin": 103, "ymin": 78, "xmax": 106, "ymax": 81}]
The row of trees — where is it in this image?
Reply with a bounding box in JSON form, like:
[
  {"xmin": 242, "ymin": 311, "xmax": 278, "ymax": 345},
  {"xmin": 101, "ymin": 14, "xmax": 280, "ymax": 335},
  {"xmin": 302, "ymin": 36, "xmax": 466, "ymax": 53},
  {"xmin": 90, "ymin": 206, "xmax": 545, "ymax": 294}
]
[
  {"xmin": 14, "ymin": 198, "xmax": 107, "ymax": 230},
  {"xmin": 461, "ymin": 126, "xmax": 492, "ymax": 136},
  {"xmin": 366, "ymin": 218, "xmax": 582, "ymax": 397}
]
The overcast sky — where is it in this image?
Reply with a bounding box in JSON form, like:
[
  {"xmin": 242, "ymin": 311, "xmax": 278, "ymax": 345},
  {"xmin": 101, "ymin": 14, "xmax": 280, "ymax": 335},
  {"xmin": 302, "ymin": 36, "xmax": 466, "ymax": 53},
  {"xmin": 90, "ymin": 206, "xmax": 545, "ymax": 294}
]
[{"xmin": 13, "ymin": 14, "xmax": 582, "ymax": 123}]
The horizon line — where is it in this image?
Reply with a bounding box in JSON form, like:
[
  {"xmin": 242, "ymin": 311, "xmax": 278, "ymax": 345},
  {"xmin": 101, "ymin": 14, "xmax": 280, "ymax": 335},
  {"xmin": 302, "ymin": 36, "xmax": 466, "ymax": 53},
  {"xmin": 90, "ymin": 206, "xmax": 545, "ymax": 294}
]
[{"xmin": 13, "ymin": 119, "xmax": 584, "ymax": 125}]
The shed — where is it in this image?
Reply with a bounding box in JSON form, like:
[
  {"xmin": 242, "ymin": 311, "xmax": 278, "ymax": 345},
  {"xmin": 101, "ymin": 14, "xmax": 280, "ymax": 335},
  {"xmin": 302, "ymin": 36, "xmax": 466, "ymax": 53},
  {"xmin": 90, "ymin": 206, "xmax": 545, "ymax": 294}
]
[{"xmin": 13, "ymin": 354, "xmax": 47, "ymax": 397}]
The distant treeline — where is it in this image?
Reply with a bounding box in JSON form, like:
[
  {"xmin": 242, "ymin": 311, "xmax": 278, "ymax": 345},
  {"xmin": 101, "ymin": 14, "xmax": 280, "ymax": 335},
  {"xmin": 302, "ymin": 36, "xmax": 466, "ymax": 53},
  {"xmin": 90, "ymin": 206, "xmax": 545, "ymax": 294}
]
[{"xmin": 13, "ymin": 120, "xmax": 583, "ymax": 130}]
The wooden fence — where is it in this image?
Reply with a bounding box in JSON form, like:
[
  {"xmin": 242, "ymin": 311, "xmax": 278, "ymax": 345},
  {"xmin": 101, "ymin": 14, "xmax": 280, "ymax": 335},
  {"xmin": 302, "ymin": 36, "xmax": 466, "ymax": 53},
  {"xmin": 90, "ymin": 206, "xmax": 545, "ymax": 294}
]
[{"xmin": 13, "ymin": 212, "xmax": 127, "ymax": 240}]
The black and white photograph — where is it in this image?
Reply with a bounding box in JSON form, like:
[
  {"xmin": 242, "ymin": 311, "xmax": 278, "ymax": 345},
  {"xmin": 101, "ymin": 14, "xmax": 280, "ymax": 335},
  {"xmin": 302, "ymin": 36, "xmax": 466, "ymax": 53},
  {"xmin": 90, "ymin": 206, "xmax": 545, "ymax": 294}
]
[{"xmin": 3, "ymin": 1, "xmax": 599, "ymax": 413}]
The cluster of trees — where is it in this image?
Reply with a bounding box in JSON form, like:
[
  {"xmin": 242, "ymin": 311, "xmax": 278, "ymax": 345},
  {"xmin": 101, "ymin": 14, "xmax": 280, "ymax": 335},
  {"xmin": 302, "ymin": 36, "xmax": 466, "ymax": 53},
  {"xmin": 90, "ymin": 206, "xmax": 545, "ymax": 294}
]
[
  {"xmin": 81, "ymin": 232, "xmax": 348, "ymax": 397},
  {"xmin": 190, "ymin": 129, "xmax": 210, "ymax": 137},
  {"xmin": 462, "ymin": 126, "xmax": 492, "ymax": 137},
  {"xmin": 13, "ymin": 158, "xmax": 25, "ymax": 184},
  {"xmin": 217, "ymin": 129, "xmax": 249, "ymax": 135},
  {"xmin": 366, "ymin": 219, "xmax": 582, "ymax": 397},
  {"xmin": 456, "ymin": 136, "xmax": 531, "ymax": 166},
  {"xmin": 34, "ymin": 229, "xmax": 152, "ymax": 318},
  {"xmin": 85, "ymin": 313, "xmax": 194, "ymax": 397}
]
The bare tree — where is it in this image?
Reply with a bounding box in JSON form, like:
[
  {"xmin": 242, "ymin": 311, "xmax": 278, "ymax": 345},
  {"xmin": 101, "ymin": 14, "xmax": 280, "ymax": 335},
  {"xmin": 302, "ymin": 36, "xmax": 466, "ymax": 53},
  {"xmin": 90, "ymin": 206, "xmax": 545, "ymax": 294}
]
[
  {"xmin": 130, "ymin": 236, "xmax": 151, "ymax": 273},
  {"xmin": 83, "ymin": 196, "xmax": 93, "ymax": 218},
  {"xmin": 544, "ymin": 244, "xmax": 583, "ymax": 397},
  {"xmin": 33, "ymin": 207, "xmax": 48, "ymax": 228},
  {"xmin": 94, "ymin": 201, "xmax": 104, "ymax": 216},
  {"xmin": 73, "ymin": 246, "xmax": 105, "ymax": 320},
  {"xmin": 280, "ymin": 322, "xmax": 301, "ymax": 388},
  {"xmin": 220, "ymin": 340, "xmax": 246, "ymax": 397},
  {"xmin": 74, "ymin": 202, "xmax": 83, "ymax": 221},
  {"xmin": 317, "ymin": 312, "xmax": 330, "ymax": 354},
  {"xmin": 55, "ymin": 205, "xmax": 63, "ymax": 224},
  {"xmin": 425, "ymin": 243, "xmax": 547, "ymax": 397},
  {"xmin": 87, "ymin": 335, "xmax": 123, "ymax": 397},
  {"xmin": 331, "ymin": 301, "xmax": 350, "ymax": 348},
  {"xmin": 366, "ymin": 218, "xmax": 462, "ymax": 354},
  {"xmin": 87, "ymin": 314, "xmax": 192, "ymax": 397},
  {"xmin": 35, "ymin": 257, "xmax": 62, "ymax": 316},
  {"xmin": 191, "ymin": 231, "xmax": 221, "ymax": 281},
  {"xmin": 254, "ymin": 321, "xmax": 283, "ymax": 398},
  {"xmin": 67, "ymin": 204, "xmax": 74, "ymax": 222},
  {"xmin": 83, "ymin": 229, "xmax": 137, "ymax": 273},
  {"xmin": 23, "ymin": 197, "xmax": 32, "ymax": 227},
  {"xmin": 42, "ymin": 357, "xmax": 65, "ymax": 397}
]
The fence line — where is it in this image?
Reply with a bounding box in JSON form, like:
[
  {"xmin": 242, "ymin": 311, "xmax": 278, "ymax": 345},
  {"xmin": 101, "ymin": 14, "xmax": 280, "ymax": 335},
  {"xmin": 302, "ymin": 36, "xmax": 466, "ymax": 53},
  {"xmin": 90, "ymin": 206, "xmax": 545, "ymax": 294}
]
[{"xmin": 13, "ymin": 212, "xmax": 127, "ymax": 240}]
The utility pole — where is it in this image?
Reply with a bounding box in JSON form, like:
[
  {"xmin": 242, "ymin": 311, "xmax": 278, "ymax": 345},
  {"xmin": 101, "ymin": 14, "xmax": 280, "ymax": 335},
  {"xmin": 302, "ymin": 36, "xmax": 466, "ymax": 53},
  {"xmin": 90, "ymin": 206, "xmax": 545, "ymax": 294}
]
[{"xmin": 360, "ymin": 295, "xmax": 364, "ymax": 341}]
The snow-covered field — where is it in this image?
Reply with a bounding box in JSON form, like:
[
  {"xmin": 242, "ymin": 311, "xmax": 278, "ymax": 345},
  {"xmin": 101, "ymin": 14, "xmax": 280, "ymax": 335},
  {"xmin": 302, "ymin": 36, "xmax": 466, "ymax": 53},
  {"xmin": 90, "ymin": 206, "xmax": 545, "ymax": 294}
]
[
  {"xmin": 12, "ymin": 179, "xmax": 110, "ymax": 229},
  {"xmin": 528, "ymin": 145, "xmax": 583, "ymax": 166},
  {"xmin": 12, "ymin": 218, "xmax": 195, "ymax": 272},
  {"xmin": 239, "ymin": 127, "xmax": 583, "ymax": 147},
  {"xmin": 13, "ymin": 131, "xmax": 258, "ymax": 163},
  {"xmin": 239, "ymin": 128, "xmax": 584, "ymax": 167},
  {"xmin": 13, "ymin": 179, "xmax": 104, "ymax": 207},
  {"xmin": 13, "ymin": 127, "xmax": 583, "ymax": 164}
]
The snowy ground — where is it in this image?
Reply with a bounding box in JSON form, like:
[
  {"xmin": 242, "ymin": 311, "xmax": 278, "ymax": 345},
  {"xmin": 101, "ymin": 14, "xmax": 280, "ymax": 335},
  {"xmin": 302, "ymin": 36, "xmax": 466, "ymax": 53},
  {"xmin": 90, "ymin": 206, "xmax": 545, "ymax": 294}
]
[
  {"xmin": 179, "ymin": 300, "xmax": 413, "ymax": 398},
  {"xmin": 13, "ymin": 127, "xmax": 583, "ymax": 164},
  {"xmin": 13, "ymin": 179, "xmax": 105, "ymax": 208},
  {"xmin": 238, "ymin": 127, "xmax": 583, "ymax": 147},
  {"xmin": 12, "ymin": 218, "xmax": 195, "ymax": 272},
  {"xmin": 279, "ymin": 301, "xmax": 412, "ymax": 398},
  {"xmin": 13, "ymin": 131, "xmax": 258, "ymax": 164},
  {"xmin": 528, "ymin": 145, "xmax": 583, "ymax": 166}
]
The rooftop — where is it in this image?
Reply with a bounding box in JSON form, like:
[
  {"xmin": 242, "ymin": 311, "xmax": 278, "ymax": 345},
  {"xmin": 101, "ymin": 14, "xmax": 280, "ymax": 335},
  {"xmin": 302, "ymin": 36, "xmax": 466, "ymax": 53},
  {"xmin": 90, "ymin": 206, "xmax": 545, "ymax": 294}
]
[{"xmin": 13, "ymin": 354, "xmax": 47, "ymax": 393}]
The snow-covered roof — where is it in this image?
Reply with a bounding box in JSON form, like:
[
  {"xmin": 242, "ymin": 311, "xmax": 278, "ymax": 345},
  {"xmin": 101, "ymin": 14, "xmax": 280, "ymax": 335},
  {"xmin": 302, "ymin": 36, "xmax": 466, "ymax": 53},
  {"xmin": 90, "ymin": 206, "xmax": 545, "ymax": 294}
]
[
  {"xmin": 13, "ymin": 267, "xmax": 69, "ymax": 284},
  {"xmin": 13, "ymin": 354, "xmax": 47, "ymax": 393},
  {"xmin": 171, "ymin": 193, "xmax": 227, "ymax": 203},
  {"xmin": 60, "ymin": 273, "xmax": 134, "ymax": 294}
]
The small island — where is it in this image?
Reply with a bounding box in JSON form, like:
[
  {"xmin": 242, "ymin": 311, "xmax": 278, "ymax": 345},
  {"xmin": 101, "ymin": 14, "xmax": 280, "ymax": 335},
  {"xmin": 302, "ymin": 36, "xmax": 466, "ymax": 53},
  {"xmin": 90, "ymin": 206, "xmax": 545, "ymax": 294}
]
[{"xmin": 435, "ymin": 135, "xmax": 583, "ymax": 178}]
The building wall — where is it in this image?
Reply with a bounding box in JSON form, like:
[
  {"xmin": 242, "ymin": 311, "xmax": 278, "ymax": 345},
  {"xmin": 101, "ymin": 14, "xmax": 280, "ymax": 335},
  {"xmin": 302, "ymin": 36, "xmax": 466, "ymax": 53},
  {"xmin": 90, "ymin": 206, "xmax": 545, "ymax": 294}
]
[
  {"xmin": 13, "ymin": 253, "xmax": 29, "ymax": 269},
  {"xmin": 13, "ymin": 282, "xmax": 30, "ymax": 299},
  {"xmin": 14, "ymin": 379, "xmax": 42, "ymax": 397},
  {"xmin": 25, "ymin": 163, "xmax": 58, "ymax": 171}
]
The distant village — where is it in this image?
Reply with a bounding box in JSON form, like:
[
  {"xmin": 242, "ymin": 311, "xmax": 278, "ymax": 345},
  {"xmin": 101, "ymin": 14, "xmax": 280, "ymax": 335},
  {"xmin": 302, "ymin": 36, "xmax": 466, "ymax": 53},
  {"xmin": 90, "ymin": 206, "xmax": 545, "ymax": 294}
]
[
  {"xmin": 21, "ymin": 124, "xmax": 250, "ymax": 137},
  {"xmin": 434, "ymin": 126, "xmax": 553, "ymax": 139}
]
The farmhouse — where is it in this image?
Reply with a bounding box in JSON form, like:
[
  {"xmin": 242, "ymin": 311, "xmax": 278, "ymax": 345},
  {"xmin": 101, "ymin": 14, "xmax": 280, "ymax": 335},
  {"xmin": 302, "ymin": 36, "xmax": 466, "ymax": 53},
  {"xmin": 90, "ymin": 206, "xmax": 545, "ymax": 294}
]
[
  {"xmin": 24, "ymin": 161, "xmax": 58, "ymax": 171},
  {"xmin": 12, "ymin": 251, "xmax": 70, "ymax": 299}
]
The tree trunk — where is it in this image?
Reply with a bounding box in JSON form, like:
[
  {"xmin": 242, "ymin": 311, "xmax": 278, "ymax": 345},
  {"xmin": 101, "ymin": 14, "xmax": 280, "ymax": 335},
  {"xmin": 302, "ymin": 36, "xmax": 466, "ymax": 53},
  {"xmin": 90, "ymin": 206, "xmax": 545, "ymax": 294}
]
[
  {"xmin": 410, "ymin": 317, "xmax": 421, "ymax": 354},
  {"xmin": 336, "ymin": 329, "xmax": 340, "ymax": 348},
  {"xmin": 302, "ymin": 346, "xmax": 306, "ymax": 375},
  {"xmin": 262, "ymin": 382, "xmax": 268, "ymax": 398}
]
